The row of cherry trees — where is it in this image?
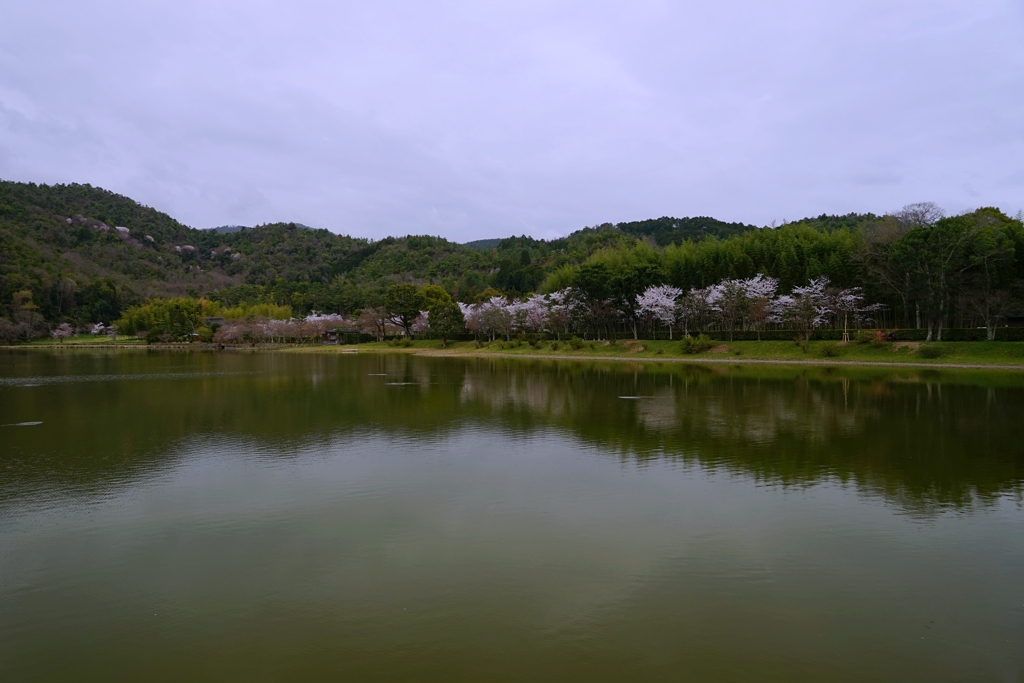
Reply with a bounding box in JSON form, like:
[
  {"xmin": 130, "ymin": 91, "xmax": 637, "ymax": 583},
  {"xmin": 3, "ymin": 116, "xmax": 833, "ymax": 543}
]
[
  {"xmin": 212, "ymin": 312, "xmax": 346, "ymax": 344},
  {"xmin": 204, "ymin": 275, "xmax": 879, "ymax": 345},
  {"xmin": 455, "ymin": 275, "xmax": 879, "ymax": 342}
]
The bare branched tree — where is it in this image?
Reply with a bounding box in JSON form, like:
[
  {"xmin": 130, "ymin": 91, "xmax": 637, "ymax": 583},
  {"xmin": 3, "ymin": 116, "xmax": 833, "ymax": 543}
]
[{"xmin": 894, "ymin": 202, "xmax": 944, "ymax": 228}]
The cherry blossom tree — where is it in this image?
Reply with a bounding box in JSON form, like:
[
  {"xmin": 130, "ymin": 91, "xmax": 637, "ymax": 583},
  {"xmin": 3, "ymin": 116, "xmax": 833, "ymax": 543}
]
[
  {"xmin": 462, "ymin": 297, "xmax": 513, "ymax": 341},
  {"xmin": 743, "ymin": 273, "xmax": 779, "ymax": 301},
  {"xmin": 675, "ymin": 293, "xmax": 695, "ymax": 338},
  {"xmin": 411, "ymin": 311, "xmax": 430, "ymax": 335},
  {"xmin": 684, "ymin": 285, "xmax": 722, "ymax": 336},
  {"xmin": 717, "ymin": 279, "xmax": 750, "ymax": 341},
  {"xmin": 636, "ymin": 285, "xmax": 682, "ymax": 339},
  {"xmin": 480, "ymin": 297, "xmax": 513, "ymax": 341},
  {"xmin": 545, "ymin": 290, "xmax": 574, "ymax": 340},
  {"xmin": 302, "ymin": 312, "xmax": 345, "ymax": 343},
  {"xmin": 743, "ymin": 274, "xmax": 779, "ymax": 340},
  {"xmin": 263, "ymin": 318, "xmax": 295, "ymax": 343},
  {"xmin": 459, "ymin": 302, "xmax": 480, "ymax": 337},
  {"xmin": 513, "ymin": 294, "xmax": 548, "ymax": 334},
  {"xmin": 776, "ymin": 277, "xmax": 830, "ymax": 340},
  {"xmin": 356, "ymin": 306, "xmax": 388, "ymax": 341},
  {"xmin": 213, "ymin": 321, "xmax": 250, "ymax": 344},
  {"xmin": 508, "ymin": 300, "xmax": 530, "ymax": 335},
  {"xmin": 468, "ymin": 300, "xmax": 491, "ymax": 341},
  {"xmin": 50, "ymin": 322, "xmax": 72, "ymax": 344},
  {"xmin": 824, "ymin": 287, "xmax": 883, "ymax": 341}
]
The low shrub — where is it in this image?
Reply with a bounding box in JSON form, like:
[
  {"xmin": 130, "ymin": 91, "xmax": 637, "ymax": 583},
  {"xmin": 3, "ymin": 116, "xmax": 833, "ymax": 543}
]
[
  {"xmin": 681, "ymin": 334, "xmax": 714, "ymax": 354},
  {"xmin": 550, "ymin": 341, "xmax": 560, "ymax": 351},
  {"xmin": 918, "ymin": 344, "xmax": 946, "ymax": 358},
  {"xmin": 569, "ymin": 337, "xmax": 583, "ymax": 350},
  {"xmin": 387, "ymin": 337, "xmax": 413, "ymax": 347},
  {"xmin": 146, "ymin": 329, "xmax": 173, "ymax": 344},
  {"xmin": 820, "ymin": 342, "xmax": 842, "ymax": 357},
  {"xmin": 854, "ymin": 330, "xmax": 875, "ymax": 345}
]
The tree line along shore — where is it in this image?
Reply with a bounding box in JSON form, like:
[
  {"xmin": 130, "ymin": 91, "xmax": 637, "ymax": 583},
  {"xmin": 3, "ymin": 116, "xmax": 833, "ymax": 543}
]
[{"xmin": 2, "ymin": 179, "xmax": 1023, "ymax": 346}]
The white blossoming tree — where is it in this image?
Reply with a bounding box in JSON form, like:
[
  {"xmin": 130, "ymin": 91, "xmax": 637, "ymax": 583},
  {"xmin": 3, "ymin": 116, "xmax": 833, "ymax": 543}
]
[
  {"xmin": 50, "ymin": 322, "xmax": 72, "ymax": 344},
  {"xmin": 411, "ymin": 311, "xmax": 430, "ymax": 335},
  {"xmin": 519, "ymin": 294, "xmax": 549, "ymax": 334},
  {"xmin": 545, "ymin": 290, "xmax": 574, "ymax": 340},
  {"xmin": 743, "ymin": 274, "xmax": 779, "ymax": 340},
  {"xmin": 684, "ymin": 285, "xmax": 722, "ymax": 336},
  {"xmin": 776, "ymin": 277, "xmax": 830, "ymax": 341},
  {"xmin": 636, "ymin": 285, "xmax": 683, "ymax": 339},
  {"xmin": 825, "ymin": 286, "xmax": 883, "ymax": 341}
]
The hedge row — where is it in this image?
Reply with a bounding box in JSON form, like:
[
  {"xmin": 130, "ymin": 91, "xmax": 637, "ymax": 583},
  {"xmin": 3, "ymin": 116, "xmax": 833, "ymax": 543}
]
[
  {"xmin": 700, "ymin": 328, "xmax": 1024, "ymax": 342},
  {"xmin": 400, "ymin": 328, "xmax": 1024, "ymax": 343}
]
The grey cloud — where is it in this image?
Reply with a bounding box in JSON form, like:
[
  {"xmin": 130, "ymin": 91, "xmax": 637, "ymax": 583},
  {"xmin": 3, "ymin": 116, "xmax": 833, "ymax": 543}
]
[{"xmin": 1, "ymin": 0, "xmax": 1022, "ymax": 241}]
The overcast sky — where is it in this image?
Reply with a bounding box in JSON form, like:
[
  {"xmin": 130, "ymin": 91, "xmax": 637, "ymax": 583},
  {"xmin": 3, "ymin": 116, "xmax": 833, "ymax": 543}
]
[{"xmin": 1, "ymin": 1, "xmax": 1022, "ymax": 241}]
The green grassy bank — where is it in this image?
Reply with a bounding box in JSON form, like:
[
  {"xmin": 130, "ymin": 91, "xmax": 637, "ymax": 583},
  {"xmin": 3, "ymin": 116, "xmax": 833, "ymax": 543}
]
[
  {"xmin": 319, "ymin": 338, "xmax": 1024, "ymax": 368},
  {"xmin": 25, "ymin": 335, "xmax": 145, "ymax": 346},
  {"xmin": 19, "ymin": 335, "xmax": 1024, "ymax": 369}
]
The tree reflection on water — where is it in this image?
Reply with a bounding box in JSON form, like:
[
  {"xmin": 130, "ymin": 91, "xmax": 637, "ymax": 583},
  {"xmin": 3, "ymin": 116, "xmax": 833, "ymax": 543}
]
[{"xmin": 1, "ymin": 351, "xmax": 1022, "ymax": 514}]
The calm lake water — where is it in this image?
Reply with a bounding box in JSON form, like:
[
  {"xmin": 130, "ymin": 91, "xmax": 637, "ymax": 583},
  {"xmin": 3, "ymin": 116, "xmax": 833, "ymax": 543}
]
[{"xmin": 1, "ymin": 350, "xmax": 1023, "ymax": 682}]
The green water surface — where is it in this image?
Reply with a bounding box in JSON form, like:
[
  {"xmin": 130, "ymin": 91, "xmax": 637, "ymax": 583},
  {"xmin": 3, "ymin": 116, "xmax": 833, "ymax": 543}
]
[{"xmin": 1, "ymin": 350, "xmax": 1022, "ymax": 682}]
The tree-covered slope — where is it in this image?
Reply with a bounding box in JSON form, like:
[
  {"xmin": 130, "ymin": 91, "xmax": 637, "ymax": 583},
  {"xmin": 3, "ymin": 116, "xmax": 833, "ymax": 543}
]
[
  {"xmin": 613, "ymin": 215, "xmax": 758, "ymax": 245},
  {"xmin": 0, "ymin": 179, "xmax": 918, "ymax": 334},
  {"xmin": 0, "ymin": 181, "xmax": 210, "ymax": 325},
  {"xmin": 0, "ymin": 181, "xmax": 503, "ymax": 324}
]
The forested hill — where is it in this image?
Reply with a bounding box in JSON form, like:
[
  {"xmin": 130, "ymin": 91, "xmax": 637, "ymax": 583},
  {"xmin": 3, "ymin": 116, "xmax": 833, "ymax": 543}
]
[
  {"xmin": 2, "ymin": 179, "xmax": 905, "ymax": 329},
  {"xmin": 603, "ymin": 216, "xmax": 757, "ymax": 245},
  {"xmin": 467, "ymin": 217, "xmax": 757, "ymax": 251},
  {"xmin": 0, "ymin": 181, "xmax": 501, "ymax": 323}
]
